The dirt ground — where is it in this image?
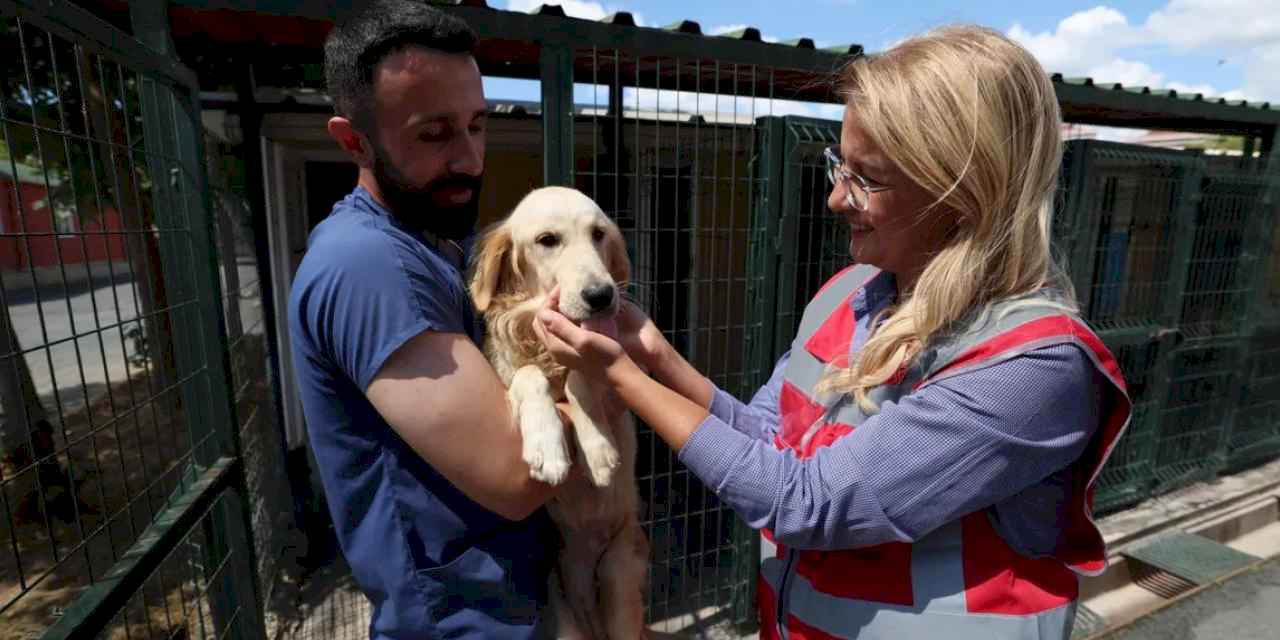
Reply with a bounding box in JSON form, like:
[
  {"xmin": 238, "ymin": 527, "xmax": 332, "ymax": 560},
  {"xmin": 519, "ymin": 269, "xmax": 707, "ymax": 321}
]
[{"xmin": 0, "ymin": 333, "xmax": 273, "ymax": 639}]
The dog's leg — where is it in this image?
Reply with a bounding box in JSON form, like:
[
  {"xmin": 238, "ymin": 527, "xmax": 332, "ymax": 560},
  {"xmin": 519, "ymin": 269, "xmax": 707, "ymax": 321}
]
[
  {"xmin": 564, "ymin": 371, "xmax": 621, "ymax": 488},
  {"xmin": 511, "ymin": 365, "xmax": 571, "ymax": 485},
  {"xmin": 599, "ymin": 521, "xmax": 650, "ymax": 640},
  {"xmin": 547, "ymin": 568, "xmax": 590, "ymax": 640},
  {"xmin": 559, "ymin": 529, "xmax": 611, "ymax": 639}
]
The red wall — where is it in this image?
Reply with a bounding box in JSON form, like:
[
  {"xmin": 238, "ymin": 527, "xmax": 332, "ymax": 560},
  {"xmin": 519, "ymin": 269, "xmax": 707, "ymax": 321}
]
[{"xmin": 1, "ymin": 178, "xmax": 128, "ymax": 272}]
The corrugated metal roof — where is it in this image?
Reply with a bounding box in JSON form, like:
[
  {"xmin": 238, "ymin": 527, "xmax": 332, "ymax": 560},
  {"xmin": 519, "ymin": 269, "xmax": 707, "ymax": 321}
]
[{"xmin": 1051, "ymin": 74, "xmax": 1273, "ymax": 112}]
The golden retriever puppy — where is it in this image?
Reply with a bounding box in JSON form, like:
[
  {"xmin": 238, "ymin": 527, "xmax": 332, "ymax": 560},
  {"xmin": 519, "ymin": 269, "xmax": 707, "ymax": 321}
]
[{"xmin": 469, "ymin": 186, "xmax": 648, "ymax": 639}]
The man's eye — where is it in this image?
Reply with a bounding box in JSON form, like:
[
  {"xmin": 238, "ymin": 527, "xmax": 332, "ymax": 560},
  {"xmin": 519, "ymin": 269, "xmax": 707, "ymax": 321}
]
[
  {"xmin": 536, "ymin": 233, "xmax": 560, "ymax": 248},
  {"xmin": 419, "ymin": 127, "xmax": 447, "ymax": 141}
]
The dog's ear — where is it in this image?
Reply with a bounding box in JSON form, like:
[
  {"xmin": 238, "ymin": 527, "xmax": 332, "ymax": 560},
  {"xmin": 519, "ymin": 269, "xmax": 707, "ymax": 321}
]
[
  {"xmin": 469, "ymin": 223, "xmax": 517, "ymax": 313},
  {"xmin": 604, "ymin": 223, "xmax": 631, "ymax": 287}
]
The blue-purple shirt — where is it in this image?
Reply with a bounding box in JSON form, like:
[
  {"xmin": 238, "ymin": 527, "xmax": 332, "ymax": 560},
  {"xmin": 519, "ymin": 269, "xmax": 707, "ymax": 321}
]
[{"xmin": 679, "ymin": 274, "xmax": 1104, "ymax": 556}]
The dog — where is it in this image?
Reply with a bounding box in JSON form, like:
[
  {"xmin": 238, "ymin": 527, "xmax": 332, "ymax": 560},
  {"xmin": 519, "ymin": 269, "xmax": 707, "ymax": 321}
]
[{"xmin": 469, "ymin": 186, "xmax": 649, "ymax": 639}]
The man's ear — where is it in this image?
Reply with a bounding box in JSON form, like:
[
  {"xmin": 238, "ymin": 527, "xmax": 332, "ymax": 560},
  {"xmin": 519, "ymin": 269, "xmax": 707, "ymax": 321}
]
[{"xmin": 327, "ymin": 116, "xmax": 376, "ymax": 169}]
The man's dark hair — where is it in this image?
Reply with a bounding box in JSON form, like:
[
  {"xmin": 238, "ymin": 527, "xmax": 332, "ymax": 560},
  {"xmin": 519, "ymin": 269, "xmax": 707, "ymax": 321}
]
[{"xmin": 324, "ymin": 0, "xmax": 478, "ymax": 130}]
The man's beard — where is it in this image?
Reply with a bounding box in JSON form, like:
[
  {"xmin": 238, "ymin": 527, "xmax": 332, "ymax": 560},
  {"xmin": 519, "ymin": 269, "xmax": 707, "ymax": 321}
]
[{"xmin": 369, "ymin": 145, "xmax": 481, "ymax": 242}]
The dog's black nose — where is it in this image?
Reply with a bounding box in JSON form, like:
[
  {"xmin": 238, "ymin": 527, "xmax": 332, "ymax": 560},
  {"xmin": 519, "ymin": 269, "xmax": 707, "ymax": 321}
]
[{"xmin": 582, "ymin": 284, "xmax": 615, "ymax": 312}]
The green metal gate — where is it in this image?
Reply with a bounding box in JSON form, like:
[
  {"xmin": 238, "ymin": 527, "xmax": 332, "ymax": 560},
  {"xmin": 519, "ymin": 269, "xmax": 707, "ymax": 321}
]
[
  {"xmin": 751, "ymin": 116, "xmax": 849, "ymax": 366},
  {"xmin": 0, "ymin": 1, "xmax": 263, "ymax": 637},
  {"xmin": 1058, "ymin": 141, "xmax": 1280, "ymax": 512}
]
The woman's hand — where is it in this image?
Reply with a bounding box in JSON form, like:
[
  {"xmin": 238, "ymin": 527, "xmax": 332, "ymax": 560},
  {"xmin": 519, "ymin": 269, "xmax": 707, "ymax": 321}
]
[
  {"xmin": 535, "ymin": 288, "xmax": 640, "ymax": 381},
  {"xmin": 614, "ymin": 300, "xmax": 670, "ymax": 374}
]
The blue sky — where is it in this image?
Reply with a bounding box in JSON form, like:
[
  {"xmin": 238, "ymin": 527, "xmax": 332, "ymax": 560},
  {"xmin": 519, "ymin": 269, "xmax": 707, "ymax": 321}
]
[{"xmin": 489, "ymin": 0, "xmax": 1279, "ymax": 112}]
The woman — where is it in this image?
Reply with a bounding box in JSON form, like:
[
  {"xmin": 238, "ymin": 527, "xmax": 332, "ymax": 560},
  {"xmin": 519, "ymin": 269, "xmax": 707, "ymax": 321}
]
[{"xmin": 536, "ymin": 25, "xmax": 1131, "ymax": 639}]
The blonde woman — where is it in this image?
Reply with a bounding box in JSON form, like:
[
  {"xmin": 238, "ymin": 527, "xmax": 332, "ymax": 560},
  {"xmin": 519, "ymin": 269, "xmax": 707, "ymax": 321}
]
[{"xmin": 536, "ymin": 25, "xmax": 1131, "ymax": 639}]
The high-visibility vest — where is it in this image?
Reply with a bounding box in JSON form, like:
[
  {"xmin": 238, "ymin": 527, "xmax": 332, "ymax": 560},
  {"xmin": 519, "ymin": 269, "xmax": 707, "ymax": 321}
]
[{"xmin": 760, "ymin": 265, "xmax": 1132, "ymax": 640}]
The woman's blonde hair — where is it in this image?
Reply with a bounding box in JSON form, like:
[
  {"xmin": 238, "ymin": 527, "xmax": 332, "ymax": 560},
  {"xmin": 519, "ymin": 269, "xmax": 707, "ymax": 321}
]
[{"xmin": 819, "ymin": 24, "xmax": 1075, "ymax": 411}]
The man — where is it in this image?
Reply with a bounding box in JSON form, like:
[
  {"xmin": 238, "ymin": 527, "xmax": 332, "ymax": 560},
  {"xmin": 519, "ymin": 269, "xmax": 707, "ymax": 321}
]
[{"xmin": 288, "ymin": 2, "xmax": 564, "ymax": 636}]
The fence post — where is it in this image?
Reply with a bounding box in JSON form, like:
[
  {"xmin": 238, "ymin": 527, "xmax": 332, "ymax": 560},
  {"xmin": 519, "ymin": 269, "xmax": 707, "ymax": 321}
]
[
  {"xmin": 128, "ymin": 2, "xmax": 267, "ymax": 637},
  {"xmin": 541, "ymin": 41, "xmax": 574, "ymax": 187}
]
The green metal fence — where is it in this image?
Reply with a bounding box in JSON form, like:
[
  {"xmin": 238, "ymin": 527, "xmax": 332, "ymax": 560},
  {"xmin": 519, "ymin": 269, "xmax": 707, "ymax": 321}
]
[
  {"xmin": 560, "ymin": 45, "xmax": 802, "ymax": 631},
  {"xmin": 0, "ymin": 1, "xmax": 263, "ymax": 637},
  {"xmin": 1056, "ymin": 140, "xmax": 1280, "ymax": 512}
]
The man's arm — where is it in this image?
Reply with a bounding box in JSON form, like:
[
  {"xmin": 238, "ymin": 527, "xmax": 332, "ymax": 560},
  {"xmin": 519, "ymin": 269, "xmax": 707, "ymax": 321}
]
[{"xmin": 366, "ymin": 330, "xmax": 557, "ymax": 521}]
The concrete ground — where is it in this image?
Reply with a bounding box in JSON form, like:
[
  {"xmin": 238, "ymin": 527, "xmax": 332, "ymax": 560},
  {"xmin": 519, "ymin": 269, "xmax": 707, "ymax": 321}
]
[
  {"xmin": 5, "ymin": 260, "xmax": 262, "ymax": 418},
  {"xmin": 1104, "ymin": 557, "xmax": 1280, "ymax": 640}
]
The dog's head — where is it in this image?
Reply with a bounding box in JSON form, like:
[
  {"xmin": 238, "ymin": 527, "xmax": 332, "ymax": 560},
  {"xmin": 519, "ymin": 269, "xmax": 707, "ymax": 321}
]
[{"xmin": 470, "ymin": 186, "xmax": 630, "ymax": 322}]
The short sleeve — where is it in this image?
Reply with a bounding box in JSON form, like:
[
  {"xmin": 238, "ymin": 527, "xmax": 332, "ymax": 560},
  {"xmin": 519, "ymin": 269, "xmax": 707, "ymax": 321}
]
[{"xmin": 290, "ymin": 224, "xmax": 467, "ymax": 391}]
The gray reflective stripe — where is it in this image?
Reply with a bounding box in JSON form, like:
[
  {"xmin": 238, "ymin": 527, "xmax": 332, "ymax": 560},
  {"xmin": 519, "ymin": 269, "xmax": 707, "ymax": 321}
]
[
  {"xmin": 761, "ymin": 525, "xmax": 1076, "ymax": 639},
  {"xmin": 783, "ymin": 346, "xmax": 835, "ymax": 401},
  {"xmin": 911, "ymin": 521, "xmax": 968, "ymax": 615},
  {"xmin": 790, "ymin": 265, "xmax": 881, "ymax": 350},
  {"xmin": 779, "ymin": 566, "xmax": 1076, "ymax": 639},
  {"xmin": 761, "ymin": 534, "xmax": 778, "ymax": 562},
  {"xmin": 921, "ymin": 294, "xmax": 1075, "ymax": 380}
]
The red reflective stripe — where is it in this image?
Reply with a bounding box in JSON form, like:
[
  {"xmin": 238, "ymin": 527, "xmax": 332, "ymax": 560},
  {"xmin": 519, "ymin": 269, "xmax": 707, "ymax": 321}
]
[
  {"xmin": 800, "ymin": 422, "xmax": 855, "ymax": 459},
  {"xmin": 757, "ymin": 574, "xmax": 782, "ymax": 640},
  {"xmin": 926, "ymin": 314, "xmax": 1130, "ymax": 576},
  {"xmin": 961, "ymin": 512, "xmax": 1078, "ymax": 615},
  {"xmin": 927, "ymin": 316, "xmax": 1123, "ymax": 390},
  {"xmin": 779, "ymin": 383, "xmax": 826, "ymax": 451},
  {"xmin": 796, "ymin": 544, "xmax": 915, "ymax": 606},
  {"xmin": 1060, "ymin": 396, "xmax": 1130, "ymax": 574},
  {"xmin": 804, "ymin": 293, "xmax": 856, "ymax": 364}
]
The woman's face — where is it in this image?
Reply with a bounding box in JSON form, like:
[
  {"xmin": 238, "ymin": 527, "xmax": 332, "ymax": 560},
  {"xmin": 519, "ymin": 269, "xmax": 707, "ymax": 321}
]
[{"xmin": 828, "ymin": 108, "xmax": 952, "ymax": 288}]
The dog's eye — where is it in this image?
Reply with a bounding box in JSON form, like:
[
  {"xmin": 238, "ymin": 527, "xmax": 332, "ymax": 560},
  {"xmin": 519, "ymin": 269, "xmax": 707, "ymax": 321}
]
[
  {"xmin": 591, "ymin": 227, "xmax": 606, "ymax": 243},
  {"xmin": 536, "ymin": 233, "xmax": 560, "ymax": 248}
]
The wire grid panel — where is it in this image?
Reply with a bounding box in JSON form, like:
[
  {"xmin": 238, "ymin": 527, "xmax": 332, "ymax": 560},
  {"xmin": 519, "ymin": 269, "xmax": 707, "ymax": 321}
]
[
  {"xmin": 1092, "ymin": 332, "xmax": 1162, "ymax": 515},
  {"xmin": 775, "ymin": 117, "xmax": 847, "ymax": 349},
  {"xmin": 207, "ymin": 142, "xmax": 295, "ymax": 608},
  {"xmin": 91, "ymin": 490, "xmax": 256, "ymax": 640},
  {"xmin": 1227, "ymin": 323, "xmax": 1280, "ymax": 471},
  {"xmin": 1154, "ymin": 338, "xmax": 1242, "ymax": 493},
  {"xmin": 0, "ymin": 5, "xmax": 249, "ymax": 635},
  {"xmin": 568, "ymin": 48, "xmax": 834, "ymax": 630},
  {"xmin": 1177, "ymin": 156, "xmax": 1268, "ymax": 340},
  {"xmin": 1060, "ymin": 142, "xmax": 1202, "ymax": 333}
]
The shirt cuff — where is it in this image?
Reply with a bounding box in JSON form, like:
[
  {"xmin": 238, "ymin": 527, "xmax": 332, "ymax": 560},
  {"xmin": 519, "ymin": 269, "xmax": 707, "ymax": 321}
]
[{"xmin": 708, "ymin": 387, "xmax": 739, "ymax": 424}]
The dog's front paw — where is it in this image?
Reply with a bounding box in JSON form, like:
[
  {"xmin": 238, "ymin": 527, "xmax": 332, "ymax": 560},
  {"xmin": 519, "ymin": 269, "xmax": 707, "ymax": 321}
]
[
  {"xmin": 523, "ymin": 407, "xmax": 571, "ymax": 485},
  {"xmin": 582, "ymin": 440, "xmax": 620, "ymax": 488}
]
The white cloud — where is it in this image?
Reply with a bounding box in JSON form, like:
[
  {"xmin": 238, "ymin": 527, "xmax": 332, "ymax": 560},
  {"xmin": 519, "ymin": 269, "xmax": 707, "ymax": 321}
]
[
  {"xmin": 506, "ymin": 0, "xmax": 645, "ymax": 26},
  {"xmin": 1009, "ymin": 7, "xmax": 1138, "ymax": 73},
  {"xmin": 1084, "ymin": 59, "xmax": 1164, "ymax": 89},
  {"xmin": 1008, "ymin": 2, "xmax": 1277, "ymax": 103},
  {"xmin": 1144, "ymin": 0, "xmax": 1280, "ymax": 51}
]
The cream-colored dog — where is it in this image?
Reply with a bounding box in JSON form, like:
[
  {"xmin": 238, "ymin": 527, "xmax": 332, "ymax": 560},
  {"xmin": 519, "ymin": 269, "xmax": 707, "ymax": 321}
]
[{"xmin": 469, "ymin": 186, "xmax": 648, "ymax": 639}]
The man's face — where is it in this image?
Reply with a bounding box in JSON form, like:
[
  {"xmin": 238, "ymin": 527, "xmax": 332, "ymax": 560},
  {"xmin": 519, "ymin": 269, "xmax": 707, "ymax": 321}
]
[{"xmin": 364, "ymin": 46, "xmax": 487, "ymax": 239}]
